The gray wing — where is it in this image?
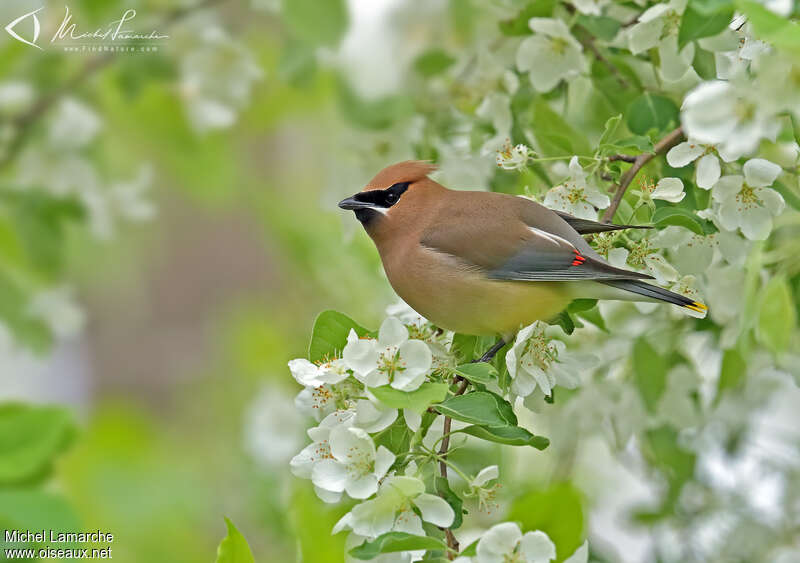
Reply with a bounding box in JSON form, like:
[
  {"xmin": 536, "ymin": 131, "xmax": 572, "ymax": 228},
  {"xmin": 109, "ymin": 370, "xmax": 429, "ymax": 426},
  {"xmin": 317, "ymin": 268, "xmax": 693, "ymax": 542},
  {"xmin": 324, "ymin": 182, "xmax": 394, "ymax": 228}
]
[
  {"xmin": 420, "ymin": 192, "xmax": 653, "ymax": 282},
  {"xmin": 486, "ymin": 226, "xmax": 653, "ymax": 282}
]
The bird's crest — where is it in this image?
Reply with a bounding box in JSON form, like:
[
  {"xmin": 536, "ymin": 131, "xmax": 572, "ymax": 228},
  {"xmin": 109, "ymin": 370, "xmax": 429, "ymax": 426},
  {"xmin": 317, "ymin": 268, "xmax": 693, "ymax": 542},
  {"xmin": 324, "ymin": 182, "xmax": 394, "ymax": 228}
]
[{"xmin": 365, "ymin": 160, "xmax": 437, "ymax": 191}]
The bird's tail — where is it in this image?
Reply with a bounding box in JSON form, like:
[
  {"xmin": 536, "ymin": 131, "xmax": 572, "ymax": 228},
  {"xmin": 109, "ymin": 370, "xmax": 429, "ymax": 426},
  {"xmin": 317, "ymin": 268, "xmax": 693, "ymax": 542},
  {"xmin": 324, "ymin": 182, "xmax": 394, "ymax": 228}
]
[{"xmin": 599, "ymin": 279, "xmax": 708, "ymax": 316}]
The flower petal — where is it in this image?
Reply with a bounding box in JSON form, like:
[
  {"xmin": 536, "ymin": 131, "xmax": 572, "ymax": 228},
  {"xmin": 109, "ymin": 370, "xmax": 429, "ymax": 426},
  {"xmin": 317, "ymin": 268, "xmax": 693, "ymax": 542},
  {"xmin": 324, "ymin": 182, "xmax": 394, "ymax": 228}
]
[
  {"xmin": 477, "ymin": 522, "xmax": 523, "ymax": 562},
  {"xmin": 343, "ymin": 338, "xmax": 379, "ymax": 377},
  {"xmin": 711, "ymin": 175, "xmax": 743, "ymax": 202},
  {"xmin": 346, "ymin": 474, "xmax": 379, "ymax": 499},
  {"xmin": 311, "ymin": 459, "xmax": 348, "ymax": 493},
  {"xmin": 393, "ymin": 510, "xmax": 426, "ymax": 536},
  {"xmin": 374, "ymin": 446, "xmax": 396, "ymax": 478},
  {"xmin": 349, "ymin": 497, "xmax": 398, "ymax": 537},
  {"xmin": 563, "ymin": 541, "xmax": 589, "ymax": 563},
  {"xmin": 414, "ymin": 493, "xmax": 455, "ymax": 527},
  {"xmin": 330, "ymin": 426, "xmax": 374, "ymax": 463},
  {"xmin": 758, "ymin": 187, "xmax": 785, "ymax": 216},
  {"xmin": 379, "ymin": 317, "xmax": 409, "ymax": 348},
  {"xmin": 739, "ymin": 206, "xmax": 773, "ymax": 240},
  {"xmin": 696, "ymin": 154, "xmax": 721, "ymax": 189},
  {"xmin": 289, "ymin": 443, "xmax": 322, "ymax": 479},
  {"xmin": 288, "ymin": 358, "xmax": 321, "ymax": 387},
  {"xmin": 743, "ymin": 158, "xmax": 781, "ymax": 187},
  {"xmin": 473, "ymin": 465, "xmax": 500, "ymax": 487},
  {"xmin": 652, "ymin": 177, "xmax": 685, "ymax": 201},
  {"xmin": 519, "ymin": 530, "xmax": 557, "ymax": 563},
  {"xmin": 667, "ymin": 141, "xmax": 704, "ymax": 167}
]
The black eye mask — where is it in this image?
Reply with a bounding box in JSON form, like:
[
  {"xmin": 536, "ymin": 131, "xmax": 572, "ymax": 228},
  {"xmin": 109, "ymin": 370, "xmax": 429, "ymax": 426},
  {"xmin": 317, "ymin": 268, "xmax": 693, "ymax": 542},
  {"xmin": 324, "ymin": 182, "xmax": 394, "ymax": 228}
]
[{"xmin": 353, "ymin": 182, "xmax": 410, "ymax": 209}]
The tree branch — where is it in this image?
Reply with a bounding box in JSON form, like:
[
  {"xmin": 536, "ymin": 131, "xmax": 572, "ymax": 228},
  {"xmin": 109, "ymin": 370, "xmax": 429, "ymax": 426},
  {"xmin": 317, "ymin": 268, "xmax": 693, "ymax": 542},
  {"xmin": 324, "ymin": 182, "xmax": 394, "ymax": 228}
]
[
  {"xmin": 438, "ymin": 377, "xmax": 468, "ymax": 559},
  {"xmin": 601, "ymin": 126, "xmax": 684, "ymax": 223}
]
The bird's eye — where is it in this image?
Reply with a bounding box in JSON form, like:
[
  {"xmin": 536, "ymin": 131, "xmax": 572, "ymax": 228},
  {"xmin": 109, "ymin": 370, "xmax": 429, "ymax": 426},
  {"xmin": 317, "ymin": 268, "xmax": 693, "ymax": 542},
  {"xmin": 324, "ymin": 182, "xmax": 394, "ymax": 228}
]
[{"xmin": 385, "ymin": 192, "xmax": 398, "ymax": 204}]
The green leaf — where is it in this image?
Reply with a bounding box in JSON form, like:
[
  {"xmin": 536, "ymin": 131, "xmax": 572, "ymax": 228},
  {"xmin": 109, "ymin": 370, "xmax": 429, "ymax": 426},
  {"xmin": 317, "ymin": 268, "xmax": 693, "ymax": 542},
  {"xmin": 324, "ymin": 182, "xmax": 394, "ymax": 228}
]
[
  {"xmin": 451, "ymin": 333, "xmax": 478, "ymax": 363},
  {"xmin": 716, "ymin": 349, "xmax": 746, "ymax": 402},
  {"xmin": 308, "ymin": 310, "xmax": 370, "ymax": 363},
  {"xmin": 456, "ymin": 425, "xmax": 550, "ymax": 449},
  {"xmin": 626, "ymin": 93, "xmax": 679, "ymax": 135},
  {"xmin": 568, "ymin": 299, "xmax": 598, "ymax": 313},
  {"xmin": 547, "ymin": 310, "xmax": 576, "ymax": 335},
  {"xmin": 460, "ymin": 540, "xmax": 479, "ymax": 557},
  {"xmin": 454, "ymin": 363, "xmax": 498, "ymax": 386},
  {"xmin": 597, "ymin": 114, "xmax": 622, "ymax": 150},
  {"xmin": 434, "ymin": 476, "xmax": 464, "ymax": 529},
  {"xmin": 642, "ymin": 425, "xmax": 696, "ymax": 509},
  {"xmin": 0, "ymin": 490, "xmax": 81, "ymax": 552},
  {"xmin": 499, "ymin": 0, "xmax": 556, "ymax": 35},
  {"xmin": 678, "ymin": 5, "xmax": 734, "ymax": 48},
  {"xmin": 757, "ymin": 276, "xmax": 797, "ymax": 354},
  {"xmin": 632, "ymin": 338, "xmax": 667, "ymax": 413},
  {"xmin": 373, "ymin": 418, "xmax": 412, "ymax": 454},
  {"xmin": 370, "ymin": 382, "xmax": 449, "ymax": 414},
  {"xmin": 651, "ymin": 206, "xmax": 706, "ymax": 235},
  {"xmin": 435, "ymin": 391, "xmax": 517, "ymax": 427},
  {"xmin": 531, "ymin": 100, "xmax": 592, "ymax": 157},
  {"xmin": 692, "ymin": 47, "xmax": 717, "ymax": 80},
  {"xmin": 282, "ymin": 0, "xmax": 349, "ymax": 46},
  {"xmin": 737, "ymin": 0, "xmax": 800, "ymax": 56},
  {"xmin": 507, "ymin": 483, "xmax": 584, "ymax": 561},
  {"xmin": 0, "ymin": 403, "xmax": 76, "ymax": 485},
  {"xmin": 413, "ymin": 49, "xmax": 456, "ymax": 77},
  {"xmin": 350, "ymin": 532, "xmax": 447, "ymax": 560},
  {"xmin": 215, "ymin": 518, "xmax": 255, "ymax": 563},
  {"xmin": 611, "ymin": 135, "xmax": 655, "ymax": 153},
  {"xmin": 576, "ymin": 15, "xmax": 622, "ymax": 41},
  {"xmin": 773, "ymin": 179, "xmax": 800, "ymax": 210}
]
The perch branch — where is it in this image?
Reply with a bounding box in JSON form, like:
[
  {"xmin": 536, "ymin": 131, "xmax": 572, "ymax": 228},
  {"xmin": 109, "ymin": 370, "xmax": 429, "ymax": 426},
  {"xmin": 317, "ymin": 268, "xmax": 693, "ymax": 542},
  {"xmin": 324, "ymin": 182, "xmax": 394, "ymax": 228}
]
[
  {"xmin": 438, "ymin": 378, "xmax": 469, "ymax": 559},
  {"xmin": 601, "ymin": 126, "xmax": 684, "ymax": 223}
]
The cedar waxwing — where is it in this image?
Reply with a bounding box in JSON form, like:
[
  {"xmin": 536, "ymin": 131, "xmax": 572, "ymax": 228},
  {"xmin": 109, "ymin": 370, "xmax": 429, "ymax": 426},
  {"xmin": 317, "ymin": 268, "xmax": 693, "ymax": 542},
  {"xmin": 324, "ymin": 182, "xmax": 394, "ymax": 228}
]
[{"xmin": 339, "ymin": 161, "xmax": 707, "ymax": 339}]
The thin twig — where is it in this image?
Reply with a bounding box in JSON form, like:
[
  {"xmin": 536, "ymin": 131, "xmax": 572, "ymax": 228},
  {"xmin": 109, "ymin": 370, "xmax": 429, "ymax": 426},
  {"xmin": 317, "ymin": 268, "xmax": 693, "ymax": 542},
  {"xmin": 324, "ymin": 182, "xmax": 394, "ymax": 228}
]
[
  {"xmin": 608, "ymin": 154, "xmax": 637, "ymax": 163},
  {"xmin": 439, "ymin": 378, "xmax": 468, "ymax": 559},
  {"xmin": 601, "ymin": 126, "xmax": 684, "ymax": 222},
  {"xmin": 578, "ymin": 32, "xmax": 630, "ymax": 89},
  {"xmin": 0, "ymin": 0, "xmax": 225, "ymax": 171}
]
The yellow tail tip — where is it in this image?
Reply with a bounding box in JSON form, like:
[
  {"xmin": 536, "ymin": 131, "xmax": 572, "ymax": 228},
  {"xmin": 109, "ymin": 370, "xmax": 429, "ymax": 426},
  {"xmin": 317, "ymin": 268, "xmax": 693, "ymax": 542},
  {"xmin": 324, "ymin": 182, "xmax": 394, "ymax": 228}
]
[{"xmin": 684, "ymin": 301, "xmax": 707, "ymax": 313}]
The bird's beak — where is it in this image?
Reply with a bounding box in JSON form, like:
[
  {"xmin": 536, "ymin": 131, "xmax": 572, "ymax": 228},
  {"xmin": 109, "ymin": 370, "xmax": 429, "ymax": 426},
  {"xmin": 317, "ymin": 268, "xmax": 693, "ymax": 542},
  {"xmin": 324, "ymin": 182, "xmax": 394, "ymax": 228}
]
[{"xmin": 338, "ymin": 195, "xmax": 372, "ymax": 210}]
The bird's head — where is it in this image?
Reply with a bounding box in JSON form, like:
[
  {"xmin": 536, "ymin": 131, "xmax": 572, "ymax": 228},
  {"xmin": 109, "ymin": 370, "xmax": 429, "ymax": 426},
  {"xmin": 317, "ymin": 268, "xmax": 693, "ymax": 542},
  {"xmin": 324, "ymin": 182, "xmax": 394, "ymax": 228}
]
[{"xmin": 338, "ymin": 161, "xmax": 439, "ymax": 232}]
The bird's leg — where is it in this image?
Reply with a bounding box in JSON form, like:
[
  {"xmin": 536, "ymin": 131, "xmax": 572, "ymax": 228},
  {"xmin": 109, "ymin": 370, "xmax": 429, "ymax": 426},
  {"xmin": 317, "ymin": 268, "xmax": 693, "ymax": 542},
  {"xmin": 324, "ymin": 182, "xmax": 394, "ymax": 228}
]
[{"xmin": 474, "ymin": 338, "xmax": 506, "ymax": 363}]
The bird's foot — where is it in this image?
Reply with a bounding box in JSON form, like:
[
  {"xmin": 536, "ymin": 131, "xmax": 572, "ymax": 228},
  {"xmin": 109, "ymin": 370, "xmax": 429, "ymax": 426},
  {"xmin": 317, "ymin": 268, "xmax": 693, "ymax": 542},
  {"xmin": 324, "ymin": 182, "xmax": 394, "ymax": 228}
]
[{"xmin": 474, "ymin": 338, "xmax": 506, "ymax": 363}]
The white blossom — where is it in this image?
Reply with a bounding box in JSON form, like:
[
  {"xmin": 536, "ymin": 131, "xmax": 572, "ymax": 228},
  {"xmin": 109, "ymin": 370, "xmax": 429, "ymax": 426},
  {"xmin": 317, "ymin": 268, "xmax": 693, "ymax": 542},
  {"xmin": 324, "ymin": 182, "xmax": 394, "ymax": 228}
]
[
  {"xmin": 333, "ymin": 475, "xmax": 454, "ymax": 538},
  {"xmin": 650, "ymin": 177, "xmax": 686, "ymax": 202},
  {"xmin": 682, "ymin": 80, "xmax": 781, "ymax": 159},
  {"xmin": 475, "ymin": 523, "xmax": 556, "ymax": 563},
  {"xmin": 667, "ymin": 139, "xmax": 744, "ymax": 189},
  {"xmin": 711, "ymin": 158, "xmax": 785, "ymax": 240},
  {"xmin": 48, "ymin": 98, "xmax": 102, "ymax": 150},
  {"xmin": 26, "ymin": 286, "xmax": 85, "ymax": 339},
  {"xmin": 289, "ymin": 358, "xmax": 350, "ymax": 387},
  {"xmin": 290, "ymin": 410, "xmax": 356, "ymax": 503},
  {"xmin": 516, "ymin": 19, "xmax": 584, "ymax": 93},
  {"xmin": 543, "ymin": 157, "xmax": 609, "ymax": 219},
  {"xmin": 496, "ymin": 142, "xmax": 532, "ymax": 170},
  {"xmin": 310, "ymin": 424, "xmax": 395, "ymax": 500},
  {"xmin": 506, "ymin": 322, "xmax": 578, "ymax": 397},
  {"xmin": 342, "ymin": 318, "xmax": 432, "ymax": 391}
]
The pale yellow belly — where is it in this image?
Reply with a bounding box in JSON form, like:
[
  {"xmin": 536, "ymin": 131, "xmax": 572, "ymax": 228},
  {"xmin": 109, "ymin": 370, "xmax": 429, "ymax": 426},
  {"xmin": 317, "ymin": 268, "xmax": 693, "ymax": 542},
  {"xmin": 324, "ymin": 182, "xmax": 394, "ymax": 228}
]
[{"xmin": 383, "ymin": 247, "xmax": 571, "ymax": 337}]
